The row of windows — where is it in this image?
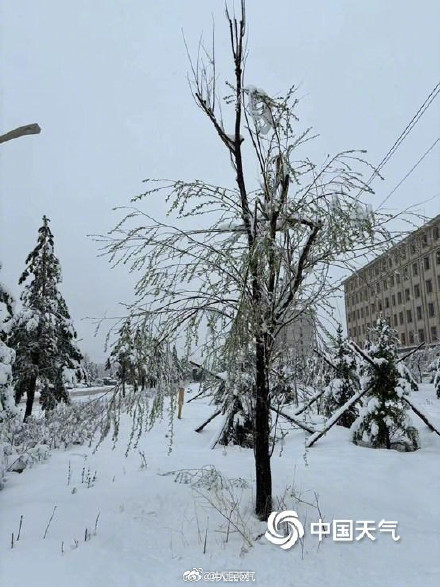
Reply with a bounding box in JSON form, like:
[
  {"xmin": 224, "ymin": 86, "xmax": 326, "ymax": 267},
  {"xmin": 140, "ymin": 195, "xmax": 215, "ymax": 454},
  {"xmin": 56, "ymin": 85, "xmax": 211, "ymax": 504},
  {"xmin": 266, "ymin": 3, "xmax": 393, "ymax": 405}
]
[
  {"xmin": 348, "ymin": 325, "xmax": 438, "ymax": 344},
  {"xmin": 346, "ymin": 231, "xmax": 440, "ymax": 293},
  {"xmin": 347, "ymin": 251, "xmax": 440, "ymax": 305},
  {"xmin": 347, "ymin": 275, "xmax": 438, "ymax": 309},
  {"xmin": 347, "ymin": 301, "xmax": 436, "ymax": 324}
]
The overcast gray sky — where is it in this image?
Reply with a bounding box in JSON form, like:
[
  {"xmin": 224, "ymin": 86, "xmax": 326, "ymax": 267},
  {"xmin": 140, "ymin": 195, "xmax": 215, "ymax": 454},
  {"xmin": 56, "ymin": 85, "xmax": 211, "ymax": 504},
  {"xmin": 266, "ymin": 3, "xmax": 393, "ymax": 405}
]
[{"xmin": 1, "ymin": 0, "xmax": 439, "ymax": 361}]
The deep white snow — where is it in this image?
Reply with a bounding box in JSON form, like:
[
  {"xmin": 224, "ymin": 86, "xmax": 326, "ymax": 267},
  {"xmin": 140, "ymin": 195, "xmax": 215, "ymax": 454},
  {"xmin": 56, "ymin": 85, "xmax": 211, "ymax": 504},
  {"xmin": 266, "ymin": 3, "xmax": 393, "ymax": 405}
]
[{"xmin": 0, "ymin": 384, "xmax": 439, "ymax": 586}]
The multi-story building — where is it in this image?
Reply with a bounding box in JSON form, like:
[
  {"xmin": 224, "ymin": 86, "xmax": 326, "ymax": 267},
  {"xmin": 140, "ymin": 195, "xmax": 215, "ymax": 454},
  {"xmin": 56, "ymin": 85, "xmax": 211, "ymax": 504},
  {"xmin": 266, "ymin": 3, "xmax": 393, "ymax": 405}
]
[
  {"xmin": 276, "ymin": 310, "xmax": 317, "ymax": 360},
  {"xmin": 344, "ymin": 214, "xmax": 440, "ymax": 348}
]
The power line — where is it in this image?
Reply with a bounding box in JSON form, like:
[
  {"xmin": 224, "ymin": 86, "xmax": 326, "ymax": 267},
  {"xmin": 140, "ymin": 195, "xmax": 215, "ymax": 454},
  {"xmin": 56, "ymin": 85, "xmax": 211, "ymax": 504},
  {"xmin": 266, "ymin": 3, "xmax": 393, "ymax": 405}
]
[
  {"xmin": 362, "ymin": 81, "xmax": 440, "ymax": 193},
  {"xmin": 377, "ymin": 136, "xmax": 440, "ymax": 209}
]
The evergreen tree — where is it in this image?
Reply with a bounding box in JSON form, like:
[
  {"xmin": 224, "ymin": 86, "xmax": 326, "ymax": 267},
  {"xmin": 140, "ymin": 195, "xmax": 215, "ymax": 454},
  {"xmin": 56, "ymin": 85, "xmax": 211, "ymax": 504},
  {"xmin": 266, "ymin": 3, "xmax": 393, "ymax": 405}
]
[
  {"xmin": 11, "ymin": 216, "xmax": 83, "ymax": 420},
  {"xmin": 352, "ymin": 318, "xmax": 419, "ymax": 451},
  {"xmin": 106, "ymin": 319, "xmax": 135, "ymax": 396},
  {"xmin": 324, "ymin": 324, "xmax": 360, "ymax": 427}
]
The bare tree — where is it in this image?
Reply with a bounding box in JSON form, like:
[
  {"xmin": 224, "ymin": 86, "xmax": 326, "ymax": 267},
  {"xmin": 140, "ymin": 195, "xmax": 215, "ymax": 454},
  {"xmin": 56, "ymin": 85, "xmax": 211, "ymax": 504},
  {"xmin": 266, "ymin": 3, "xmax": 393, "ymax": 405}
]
[{"xmin": 99, "ymin": 0, "xmax": 395, "ymax": 520}]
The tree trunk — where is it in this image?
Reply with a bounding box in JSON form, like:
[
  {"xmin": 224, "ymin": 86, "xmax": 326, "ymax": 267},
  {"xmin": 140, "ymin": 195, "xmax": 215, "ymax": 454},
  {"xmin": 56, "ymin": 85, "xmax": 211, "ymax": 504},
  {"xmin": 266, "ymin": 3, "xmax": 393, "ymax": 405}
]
[
  {"xmin": 254, "ymin": 335, "xmax": 272, "ymax": 521},
  {"xmin": 23, "ymin": 374, "xmax": 37, "ymax": 422}
]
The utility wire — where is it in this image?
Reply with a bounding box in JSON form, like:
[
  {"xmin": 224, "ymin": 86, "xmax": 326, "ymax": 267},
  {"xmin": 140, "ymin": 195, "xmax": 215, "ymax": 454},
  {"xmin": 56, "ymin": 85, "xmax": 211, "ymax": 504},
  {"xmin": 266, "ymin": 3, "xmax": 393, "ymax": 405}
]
[
  {"xmin": 360, "ymin": 81, "xmax": 440, "ymax": 196},
  {"xmin": 377, "ymin": 136, "xmax": 440, "ymax": 209}
]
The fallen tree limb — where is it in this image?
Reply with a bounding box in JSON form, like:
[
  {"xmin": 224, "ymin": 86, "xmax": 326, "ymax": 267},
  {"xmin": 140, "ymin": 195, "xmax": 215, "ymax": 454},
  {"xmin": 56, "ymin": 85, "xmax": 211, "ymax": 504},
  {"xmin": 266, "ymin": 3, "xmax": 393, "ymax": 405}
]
[
  {"xmin": 291, "ymin": 387, "xmax": 327, "ymax": 417},
  {"xmin": 270, "ymin": 406, "xmax": 316, "ymax": 435},
  {"xmin": 403, "ymin": 396, "xmax": 440, "ymax": 437},
  {"xmin": 306, "ymin": 385, "xmax": 371, "ymax": 448},
  {"xmin": 195, "ymin": 409, "xmax": 222, "ymax": 433}
]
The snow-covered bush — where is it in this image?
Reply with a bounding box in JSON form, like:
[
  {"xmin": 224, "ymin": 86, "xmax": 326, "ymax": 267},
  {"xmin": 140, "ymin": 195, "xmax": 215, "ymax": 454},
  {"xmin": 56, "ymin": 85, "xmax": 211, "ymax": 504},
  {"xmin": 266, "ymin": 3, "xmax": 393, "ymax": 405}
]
[
  {"xmin": 0, "ymin": 398, "xmax": 107, "ymax": 487},
  {"xmin": 352, "ymin": 318, "xmax": 419, "ymax": 452}
]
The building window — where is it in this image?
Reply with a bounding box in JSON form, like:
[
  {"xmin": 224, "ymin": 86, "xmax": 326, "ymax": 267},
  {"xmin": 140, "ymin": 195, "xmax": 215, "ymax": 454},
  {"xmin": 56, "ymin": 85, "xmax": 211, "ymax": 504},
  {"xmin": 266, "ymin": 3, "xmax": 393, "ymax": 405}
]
[
  {"xmin": 405, "ymin": 289, "xmax": 410, "ymax": 302},
  {"xmin": 436, "ymin": 249, "xmax": 440, "ymax": 265},
  {"xmin": 401, "ymin": 245, "xmax": 407, "ymax": 260},
  {"xmin": 392, "ymin": 294, "xmax": 396, "ymax": 306},
  {"xmin": 383, "ymin": 279, "xmax": 388, "ymax": 291},
  {"xmin": 366, "ymin": 306, "xmax": 369, "ymax": 316},
  {"xmin": 426, "ymin": 279, "xmax": 433, "ymax": 293},
  {"xmin": 414, "ymin": 284, "xmax": 420, "ymax": 298},
  {"xmin": 371, "ymin": 303, "xmax": 376, "ymax": 314},
  {"xmin": 376, "ymin": 282, "xmax": 381, "ymax": 294},
  {"xmin": 378, "ymin": 301, "xmax": 383, "ymax": 312},
  {"xmin": 424, "ymin": 256, "xmax": 430, "ymax": 270},
  {"xmin": 413, "ymin": 262, "xmax": 418, "ymax": 276},
  {"xmin": 361, "ymin": 308, "xmax": 364, "ymax": 318},
  {"xmin": 409, "ymin": 331, "xmax": 415, "ymax": 345},
  {"xmin": 393, "ymin": 314, "xmax": 398, "ymax": 326},
  {"xmin": 407, "ymin": 309, "xmax": 412, "ymax": 323},
  {"xmin": 432, "ymin": 326, "xmax": 438, "ymax": 341},
  {"xmin": 416, "ymin": 306, "xmax": 422, "ymax": 320},
  {"xmin": 388, "ymin": 257, "xmax": 393, "ymax": 268},
  {"xmin": 410, "ymin": 242, "xmax": 416, "ymax": 254},
  {"xmin": 422, "ymin": 233, "xmax": 428, "ymax": 248},
  {"xmin": 396, "ymin": 273, "xmax": 401, "ymax": 284},
  {"xmin": 375, "ymin": 265, "xmax": 379, "ymax": 276},
  {"xmin": 428, "ymin": 303, "xmax": 435, "ymax": 317},
  {"xmin": 398, "ymin": 291, "xmax": 402, "ymax": 304},
  {"xmin": 403, "ymin": 266, "xmax": 409, "ymax": 280},
  {"xmin": 399, "ymin": 311, "xmax": 404, "ymax": 325},
  {"xmin": 385, "ymin": 297, "xmax": 389, "ymax": 309},
  {"xmin": 418, "ymin": 329, "xmax": 425, "ymax": 343},
  {"xmin": 438, "ymin": 275, "xmax": 440, "ymax": 290},
  {"xmin": 389, "ymin": 275, "xmax": 394, "ymax": 287},
  {"xmin": 433, "ymin": 226, "xmax": 439, "ymax": 241},
  {"xmin": 401, "ymin": 332, "xmax": 406, "ymax": 345},
  {"xmin": 357, "ymin": 309, "xmax": 360, "ymax": 319}
]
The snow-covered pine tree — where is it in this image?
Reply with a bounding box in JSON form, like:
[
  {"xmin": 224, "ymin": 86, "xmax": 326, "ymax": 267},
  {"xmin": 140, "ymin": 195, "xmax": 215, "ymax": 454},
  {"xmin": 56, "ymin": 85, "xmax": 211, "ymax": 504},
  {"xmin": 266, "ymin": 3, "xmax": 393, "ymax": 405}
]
[
  {"xmin": 11, "ymin": 216, "xmax": 83, "ymax": 420},
  {"xmin": 324, "ymin": 324, "xmax": 360, "ymax": 428},
  {"xmin": 106, "ymin": 319, "xmax": 135, "ymax": 396},
  {"xmin": 352, "ymin": 318, "xmax": 419, "ymax": 451},
  {"xmin": 0, "ymin": 273, "xmax": 17, "ymax": 490}
]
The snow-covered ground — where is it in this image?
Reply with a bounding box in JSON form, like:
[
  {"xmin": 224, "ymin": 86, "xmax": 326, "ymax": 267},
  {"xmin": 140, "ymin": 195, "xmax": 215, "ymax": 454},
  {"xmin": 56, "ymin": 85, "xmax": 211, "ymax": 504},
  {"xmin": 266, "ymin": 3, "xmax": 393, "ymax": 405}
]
[{"xmin": 1, "ymin": 384, "xmax": 439, "ymax": 586}]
